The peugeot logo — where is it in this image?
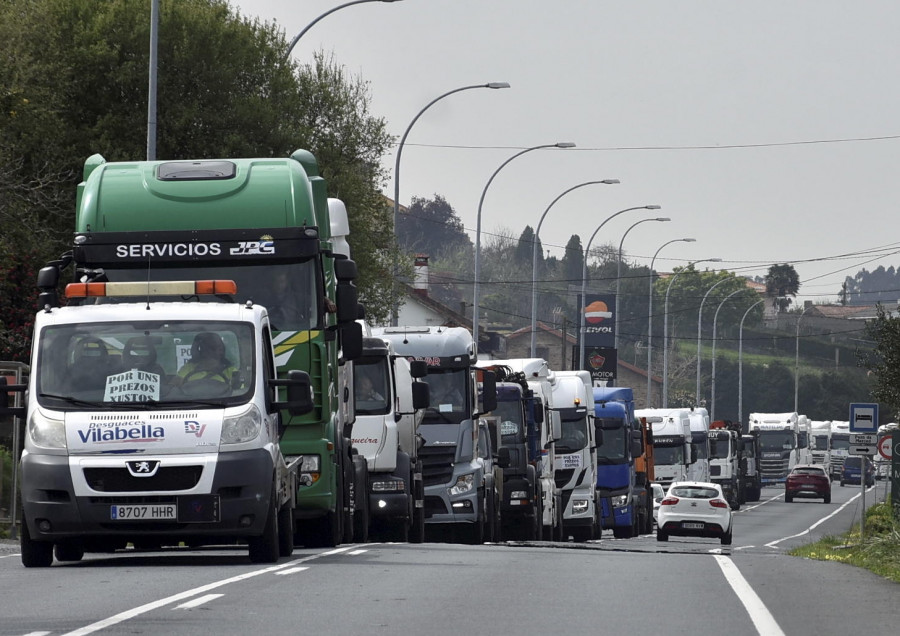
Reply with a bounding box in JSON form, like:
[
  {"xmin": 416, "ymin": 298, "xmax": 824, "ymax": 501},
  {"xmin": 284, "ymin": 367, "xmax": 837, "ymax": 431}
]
[{"xmin": 126, "ymin": 460, "xmax": 160, "ymax": 477}]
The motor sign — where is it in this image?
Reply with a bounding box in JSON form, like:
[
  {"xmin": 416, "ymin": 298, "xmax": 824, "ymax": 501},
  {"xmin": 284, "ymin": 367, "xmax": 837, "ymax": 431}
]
[
  {"xmin": 878, "ymin": 434, "xmax": 893, "ymax": 460},
  {"xmin": 849, "ymin": 403, "xmax": 879, "ymax": 432}
]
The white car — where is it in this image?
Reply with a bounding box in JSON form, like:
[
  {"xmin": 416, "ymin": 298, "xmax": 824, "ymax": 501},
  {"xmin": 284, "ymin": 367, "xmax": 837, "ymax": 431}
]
[
  {"xmin": 651, "ymin": 483, "xmax": 665, "ymax": 524},
  {"xmin": 656, "ymin": 481, "xmax": 733, "ymax": 545}
]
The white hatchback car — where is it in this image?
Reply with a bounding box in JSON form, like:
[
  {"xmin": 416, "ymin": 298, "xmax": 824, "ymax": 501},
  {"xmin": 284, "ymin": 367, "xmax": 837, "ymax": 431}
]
[
  {"xmin": 651, "ymin": 483, "xmax": 665, "ymax": 524},
  {"xmin": 656, "ymin": 481, "xmax": 733, "ymax": 545}
]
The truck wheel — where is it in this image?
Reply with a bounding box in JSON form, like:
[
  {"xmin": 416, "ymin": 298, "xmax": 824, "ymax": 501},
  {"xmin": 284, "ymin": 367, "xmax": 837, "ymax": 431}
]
[
  {"xmin": 656, "ymin": 530, "xmax": 668, "ymax": 542},
  {"xmin": 248, "ymin": 485, "xmax": 280, "ymax": 564},
  {"xmin": 21, "ymin": 521, "xmax": 54, "ymax": 568},
  {"xmin": 409, "ymin": 474, "xmax": 426, "ymax": 544},
  {"xmin": 54, "ymin": 542, "xmax": 85, "ymax": 562},
  {"xmin": 612, "ymin": 527, "xmax": 631, "ymax": 539},
  {"xmin": 277, "ymin": 504, "xmax": 294, "ymax": 557}
]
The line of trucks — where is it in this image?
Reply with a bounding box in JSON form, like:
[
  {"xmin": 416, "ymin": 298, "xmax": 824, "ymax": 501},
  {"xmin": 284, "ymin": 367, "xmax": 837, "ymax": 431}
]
[{"xmin": 0, "ymin": 147, "xmax": 773, "ymax": 567}]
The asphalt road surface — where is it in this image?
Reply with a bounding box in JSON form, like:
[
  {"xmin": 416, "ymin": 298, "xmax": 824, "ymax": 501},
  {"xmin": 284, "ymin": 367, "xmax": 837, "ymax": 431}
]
[{"xmin": 1, "ymin": 481, "xmax": 897, "ymax": 636}]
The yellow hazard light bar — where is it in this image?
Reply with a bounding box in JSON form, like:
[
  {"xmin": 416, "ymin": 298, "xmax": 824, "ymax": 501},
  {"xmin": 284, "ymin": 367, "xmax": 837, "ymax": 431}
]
[{"xmin": 65, "ymin": 280, "xmax": 238, "ymax": 298}]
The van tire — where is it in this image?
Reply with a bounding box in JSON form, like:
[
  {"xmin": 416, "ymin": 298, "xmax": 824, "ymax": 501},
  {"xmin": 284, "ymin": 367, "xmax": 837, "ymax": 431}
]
[
  {"xmin": 248, "ymin": 484, "xmax": 280, "ymax": 564},
  {"xmin": 21, "ymin": 521, "xmax": 53, "ymax": 568},
  {"xmin": 277, "ymin": 504, "xmax": 294, "ymax": 557}
]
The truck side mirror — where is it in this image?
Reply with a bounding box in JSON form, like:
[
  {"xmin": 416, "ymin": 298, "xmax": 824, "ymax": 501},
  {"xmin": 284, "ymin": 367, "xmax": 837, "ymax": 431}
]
[
  {"xmin": 411, "ymin": 381, "xmax": 429, "ymax": 410},
  {"xmin": 531, "ymin": 402, "xmax": 543, "ymax": 425},
  {"xmin": 497, "ymin": 446, "xmax": 512, "ymax": 469},
  {"xmin": 479, "ymin": 371, "xmax": 497, "ymax": 414},
  {"xmin": 335, "ymin": 282, "xmax": 358, "ymax": 324},
  {"xmin": 334, "ymin": 258, "xmax": 357, "ymax": 282},
  {"xmin": 340, "ymin": 321, "xmax": 363, "ymax": 360},
  {"xmin": 408, "ymin": 359, "xmax": 428, "ymax": 379},
  {"xmin": 551, "ymin": 414, "xmax": 562, "ymax": 442}
]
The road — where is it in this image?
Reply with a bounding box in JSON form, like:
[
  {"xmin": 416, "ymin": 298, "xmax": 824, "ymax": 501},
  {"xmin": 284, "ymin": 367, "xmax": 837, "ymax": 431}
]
[{"xmin": 1, "ymin": 482, "xmax": 897, "ymax": 636}]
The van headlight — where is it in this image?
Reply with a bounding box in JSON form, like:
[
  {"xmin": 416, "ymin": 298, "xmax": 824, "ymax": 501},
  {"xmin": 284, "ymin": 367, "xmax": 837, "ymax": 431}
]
[
  {"xmin": 221, "ymin": 405, "xmax": 262, "ymax": 445},
  {"xmin": 29, "ymin": 409, "xmax": 67, "ymax": 449}
]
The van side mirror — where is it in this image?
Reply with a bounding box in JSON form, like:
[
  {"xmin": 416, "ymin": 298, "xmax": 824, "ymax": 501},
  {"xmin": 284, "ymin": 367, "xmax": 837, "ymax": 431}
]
[{"xmin": 271, "ymin": 370, "xmax": 314, "ymax": 417}]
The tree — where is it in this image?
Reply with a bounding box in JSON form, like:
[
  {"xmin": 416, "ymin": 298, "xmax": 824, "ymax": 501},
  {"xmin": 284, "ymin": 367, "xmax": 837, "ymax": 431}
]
[
  {"xmin": 859, "ymin": 304, "xmax": 900, "ymax": 418},
  {"xmin": 0, "ymin": 0, "xmax": 397, "ymax": 328},
  {"xmin": 397, "ymin": 195, "xmax": 473, "ymax": 261},
  {"xmin": 765, "ymin": 263, "xmax": 800, "ymax": 313},
  {"xmin": 561, "ymin": 235, "xmax": 584, "ymax": 285}
]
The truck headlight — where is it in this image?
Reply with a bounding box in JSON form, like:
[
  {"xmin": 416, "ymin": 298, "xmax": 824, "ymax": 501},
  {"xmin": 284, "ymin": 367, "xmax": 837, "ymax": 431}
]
[
  {"xmin": 572, "ymin": 500, "xmax": 589, "ymax": 514},
  {"xmin": 612, "ymin": 495, "xmax": 628, "ymax": 508},
  {"xmin": 372, "ymin": 480, "xmax": 405, "ymax": 492},
  {"xmin": 221, "ymin": 405, "xmax": 262, "ymax": 445},
  {"xmin": 28, "ymin": 409, "xmax": 66, "ymax": 449},
  {"xmin": 449, "ymin": 473, "xmax": 475, "ymax": 496}
]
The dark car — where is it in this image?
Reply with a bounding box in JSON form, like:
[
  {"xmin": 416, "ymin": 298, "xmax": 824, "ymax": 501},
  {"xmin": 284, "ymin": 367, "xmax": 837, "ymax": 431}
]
[
  {"xmin": 785, "ymin": 465, "xmax": 831, "ymax": 503},
  {"xmin": 840, "ymin": 456, "xmax": 874, "ymax": 487}
]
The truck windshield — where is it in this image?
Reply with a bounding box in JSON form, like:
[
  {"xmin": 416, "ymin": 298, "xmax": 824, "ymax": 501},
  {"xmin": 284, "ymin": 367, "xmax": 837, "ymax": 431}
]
[
  {"xmin": 831, "ymin": 436, "xmax": 850, "ymax": 451},
  {"xmin": 422, "ymin": 369, "xmax": 468, "ymax": 424},
  {"xmin": 493, "ymin": 400, "xmax": 524, "ymax": 441},
  {"xmin": 354, "ymin": 357, "xmax": 390, "ymax": 416},
  {"xmin": 813, "ymin": 435, "xmax": 829, "ymax": 450},
  {"xmin": 654, "ymin": 444, "xmax": 684, "ymax": 466},
  {"xmin": 758, "ymin": 430, "xmax": 795, "ymax": 451},
  {"xmin": 557, "ymin": 411, "xmax": 588, "ymax": 452},
  {"xmin": 36, "ymin": 321, "xmax": 255, "ymax": 409},
  {"xmin": 692, "ymin": 431, "xmax": 709, "ymax": 459},
  {"xmin": 709, "ymin": 437, "xmax": 730, "ymax": 459},
  {"xmin": 595, "ymin": 418, "xmax": 626, "ymax": 462},
  {"xmin": 74, "ymin": 262, "xmax": 320, "ymax": 332}
]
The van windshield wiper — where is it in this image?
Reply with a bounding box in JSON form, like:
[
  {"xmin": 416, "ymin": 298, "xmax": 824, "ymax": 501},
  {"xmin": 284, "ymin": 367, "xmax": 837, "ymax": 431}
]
[{"xmin": 39, "ymin": 393, "xmax": 156, "ymax": 410}]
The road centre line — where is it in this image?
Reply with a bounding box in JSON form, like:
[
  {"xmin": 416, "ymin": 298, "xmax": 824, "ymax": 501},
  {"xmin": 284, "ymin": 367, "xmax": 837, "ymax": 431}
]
[
  {"xmin": 713, "ymin": 555, "xmax": 786, "ymax": 636},
  {"xmin": 765, "ymin": 491, "xmax": 863, "ymax": 548},
  {"xmin": 173, "ymin": 594, "xmax": 224, "ymax": 610},
  {"xmin": 59, "ymin": 546, "xmax": 356, "ymax": 636}
]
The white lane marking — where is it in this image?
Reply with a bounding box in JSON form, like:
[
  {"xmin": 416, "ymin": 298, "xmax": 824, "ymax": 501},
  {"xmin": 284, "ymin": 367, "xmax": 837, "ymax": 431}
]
[
  {"xmin": 348, "ymin": 549, "xmax": 368, "ymax": 555},
  {"xmin": 736, "ymin": 491, "xmax": 783, "ymax": 512},
  {"xmin": 714, "ymin": 555, "xmax": 786, "ymax": 636},
  {"xmin": 0, "ymin": 553, "xmax": 20, "ymax": 560},
  {"xmin": 275, "ymin": 566, "xmax": 309, "ymax": 576},
  {"xmin": 60, "ymin": 546, "xmax": 356, "ymax": 636},
  {"xmin": 22, "ymin": 632, "xmax": 52, "ymax": 636},
  {"xmin": 765, "ymin": 491, "xmax": 862, "ymax": 548},
  {"xmin": 173, "ymin": 594, "xmax": 224, "ymax": 610}
]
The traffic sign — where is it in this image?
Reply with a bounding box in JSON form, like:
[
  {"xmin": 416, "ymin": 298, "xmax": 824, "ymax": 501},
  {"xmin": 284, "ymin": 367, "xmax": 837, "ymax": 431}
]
[
  {"xmin": 878, "ymin": 434, "xmax": 893, "ymax": 460},
  {"xmin": 849, "ymin": 403, "xmax": 879, "ymax": 432},
  {"xmin": 851, "ymin": 433, "xmax": 877, "ymax": 445},
  {"xmin": 849, "ymin": 445, "xmax": 877, "ymax": 456}
]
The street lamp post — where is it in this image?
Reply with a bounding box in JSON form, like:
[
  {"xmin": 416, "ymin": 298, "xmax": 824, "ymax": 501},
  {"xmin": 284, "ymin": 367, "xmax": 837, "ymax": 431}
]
[
  {"xmin": 710, "ymin": 288, "xmax": 748, "ymax": 421},
  {"xmin": 614, "ymin": 217, "xmax": 670, "ymax": 353},
  {"xmin": 739, "ymin": 299, "xmax": 765, "ymax": 427},
  {"xmin": 284, "ymin": 0, "xmax": 404, "ymax": 61},
  {"xmin": 578, "ymin": 205, "xmax": 661, "ymax": 369},
  {"xmin": 647, "ymin": 238, "xmax": 695, "ymax": 406},
  {"xmin": 794, "ymin": 303, "xmax": 815, "ymax": 412},
  {"xmin": 696, "ymin": 275, "xmax": 735, "ymax": 406},
  {"xmin": 474, "ymin": 142, "xmax": 576, "ymax": 355},
  {"xmin": 528, "ymin": 180, "xmax": 621, "ymax": 357},
  {"xmin": 663, "ymin": 258, "xmax": 721, "ymax": 407},
  {"xmin": 390, "ymin": 82, "xmax": 510, "ymax": 325}
]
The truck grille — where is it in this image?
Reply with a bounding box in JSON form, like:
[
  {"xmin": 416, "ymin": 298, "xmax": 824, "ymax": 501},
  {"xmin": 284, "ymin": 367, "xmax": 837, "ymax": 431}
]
[
  {"xmin": 554, "ymin": 469, "xmax": 575, "ymax": 489},
  {"xmin": 760, "ymin": 458, "xmax": 789, "ymax": 481},
  {"xmin": 83, "ymin": 466, "xmax": 203, "ymax": 492},
  {"xmin": 419, "ymin": 446, "xmax": 456, "ymax": 487}
]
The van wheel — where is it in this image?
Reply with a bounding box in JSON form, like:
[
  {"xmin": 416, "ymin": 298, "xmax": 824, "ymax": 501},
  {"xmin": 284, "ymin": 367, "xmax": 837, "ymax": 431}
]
[
  {"xmin": 21, "ymin": 521, "xmax": 53, "ymax": 568},
  {"xmin": 54, "ymin": 542, "xmax": 85, "ymax": 562},
  {"xmin": 248, "ymin": 485, "xmax": 280, "ymax": 563}
]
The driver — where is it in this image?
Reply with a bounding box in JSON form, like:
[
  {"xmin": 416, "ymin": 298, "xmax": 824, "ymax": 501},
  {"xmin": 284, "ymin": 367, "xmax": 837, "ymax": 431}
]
[{"xmin": 173, "ymin": 332, "xmax": 236, "ymax": 388}]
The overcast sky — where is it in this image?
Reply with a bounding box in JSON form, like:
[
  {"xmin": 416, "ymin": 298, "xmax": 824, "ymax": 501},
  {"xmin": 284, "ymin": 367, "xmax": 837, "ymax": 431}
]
[{"xmin": 232, "ymin": 0, "xmax": 900, "ymax": 303}]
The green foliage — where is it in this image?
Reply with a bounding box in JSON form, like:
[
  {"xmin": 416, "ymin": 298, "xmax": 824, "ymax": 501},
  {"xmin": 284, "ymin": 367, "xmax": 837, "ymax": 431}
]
[
  {"xmin": 859, "ymin": 304, "xmax": 900, "ymax": 418},
  {"xmin": 0, "ymin": 0, "xmax": 396, "ymax": 326},
  {"xmin": 765, "ymin": 263, "xmax": 800, "ymax": 312},
  {"xmin": 397, "ymin": 195, "xmax": 472, "ymax": 262},
  {"xmin": 842, "ymin": 265, "xmax": 900, "ymax": 307}
]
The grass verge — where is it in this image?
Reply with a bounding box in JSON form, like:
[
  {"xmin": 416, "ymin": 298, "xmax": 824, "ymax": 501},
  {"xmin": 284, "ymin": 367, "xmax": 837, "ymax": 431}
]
[{"xmin": 789, "ymin": 503, "xmax": 900, "ymax": 583}]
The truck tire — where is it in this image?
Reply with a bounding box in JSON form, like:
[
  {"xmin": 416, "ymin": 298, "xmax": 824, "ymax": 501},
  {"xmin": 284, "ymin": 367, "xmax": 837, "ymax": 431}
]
[
  {"xmin": 278, "ymin": 504, "xmax": 294, "ymax": 557},
  {"xmin": 248, "ymin": 484, "xmax": 280, "ymax": 564},
  {"xmin": 409, "ymin": 472, "xmax": 426, "ymax": 544},
  {"xmin": 20, "ymin": 521, "xmax": 53, "ymax": 568}
]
